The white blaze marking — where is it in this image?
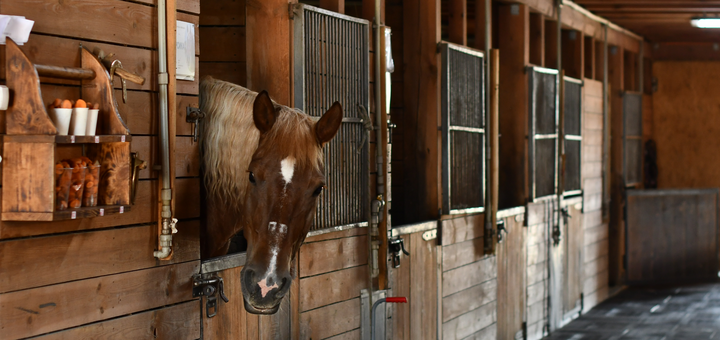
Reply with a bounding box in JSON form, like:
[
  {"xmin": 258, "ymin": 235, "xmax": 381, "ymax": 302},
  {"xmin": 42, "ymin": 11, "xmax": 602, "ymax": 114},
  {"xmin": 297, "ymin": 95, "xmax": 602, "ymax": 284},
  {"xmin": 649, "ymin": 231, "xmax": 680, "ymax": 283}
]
[
  {"xmin": 257, "ymin": 221, "xmax": 289, "ymax": 298},
  {"xmin": 280, "ymin": 157, "xmax": 296, "ymax": 185}
]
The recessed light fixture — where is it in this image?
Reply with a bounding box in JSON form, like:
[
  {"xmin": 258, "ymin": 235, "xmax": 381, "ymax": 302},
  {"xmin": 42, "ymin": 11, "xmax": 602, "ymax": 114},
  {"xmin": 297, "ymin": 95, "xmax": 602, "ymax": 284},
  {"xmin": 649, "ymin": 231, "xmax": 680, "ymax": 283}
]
[{"xmin": 691, "ymin": 18, "xmax": 720, "ymax": 28}]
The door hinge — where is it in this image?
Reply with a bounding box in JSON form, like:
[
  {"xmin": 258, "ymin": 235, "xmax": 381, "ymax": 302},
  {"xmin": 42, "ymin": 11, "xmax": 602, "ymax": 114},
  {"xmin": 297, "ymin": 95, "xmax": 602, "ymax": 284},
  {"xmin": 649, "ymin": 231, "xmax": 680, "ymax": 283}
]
[{"xmin": 193, "ymin": 274, "xmax": 229, "ymax": 318}]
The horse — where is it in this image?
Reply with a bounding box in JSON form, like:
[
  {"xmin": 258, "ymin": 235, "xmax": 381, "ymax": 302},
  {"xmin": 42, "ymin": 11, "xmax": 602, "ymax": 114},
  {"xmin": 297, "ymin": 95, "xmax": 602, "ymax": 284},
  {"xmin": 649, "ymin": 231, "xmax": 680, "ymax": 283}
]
[{"xmin": 199, "ymin": 77, "xmax": 342, "ymax": 314}]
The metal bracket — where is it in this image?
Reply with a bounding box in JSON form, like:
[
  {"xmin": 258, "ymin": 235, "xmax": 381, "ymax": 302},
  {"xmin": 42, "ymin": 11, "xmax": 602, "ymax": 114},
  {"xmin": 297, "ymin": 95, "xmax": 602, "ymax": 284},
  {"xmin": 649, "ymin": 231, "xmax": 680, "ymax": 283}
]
[
  {"xmin": 186, "ymin": 106, "xmax": 206, "ymax": 142},
  {"xmin": 387, "ymin": 120, "xmax": 397, "ymax": 144},
  {"xmin": 496, "ymin": 219, "xmax": 507, "ymax": 243},
  {"xmin": 192, "ymin": 274, "xmax": 229, "ymax": 318},
  {"xmin": 130, "ymin": 152, "xmax": 148, "ymax": 204},
  {"xmin": 388, "ymin": 237, "xmax": 410, "ymax": 268}
]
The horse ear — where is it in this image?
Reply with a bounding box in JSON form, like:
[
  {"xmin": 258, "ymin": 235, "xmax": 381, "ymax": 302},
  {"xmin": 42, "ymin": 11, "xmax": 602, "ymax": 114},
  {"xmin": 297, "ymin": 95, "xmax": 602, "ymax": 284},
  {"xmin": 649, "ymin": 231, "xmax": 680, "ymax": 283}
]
[
  {"xmin": 316, "ymin": 102, "xmax": 343, "ymax": 145},
  {"xmin": 253, "ymin": 90, "xmax": 276, "ymax": 133}
]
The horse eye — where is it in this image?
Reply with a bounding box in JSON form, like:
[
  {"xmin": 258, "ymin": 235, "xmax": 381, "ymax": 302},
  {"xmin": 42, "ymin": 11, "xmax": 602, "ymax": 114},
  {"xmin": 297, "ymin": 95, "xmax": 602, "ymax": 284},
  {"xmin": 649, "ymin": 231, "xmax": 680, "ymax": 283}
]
[
  {"xmin": 249, "ymin": 172, "xmax": 256, "ymax": 184},
  {"xmin": 313, "ymin": 185, "xmax": 324, "ymax": 197}
]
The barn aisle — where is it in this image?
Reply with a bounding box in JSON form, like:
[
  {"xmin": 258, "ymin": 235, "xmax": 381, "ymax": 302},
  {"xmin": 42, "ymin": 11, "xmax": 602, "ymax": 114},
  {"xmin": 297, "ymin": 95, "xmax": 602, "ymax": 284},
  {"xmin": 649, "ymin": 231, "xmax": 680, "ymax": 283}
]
[{"xmin": 545, "ymin": 283, "xmax": 720, "ymax": 340}]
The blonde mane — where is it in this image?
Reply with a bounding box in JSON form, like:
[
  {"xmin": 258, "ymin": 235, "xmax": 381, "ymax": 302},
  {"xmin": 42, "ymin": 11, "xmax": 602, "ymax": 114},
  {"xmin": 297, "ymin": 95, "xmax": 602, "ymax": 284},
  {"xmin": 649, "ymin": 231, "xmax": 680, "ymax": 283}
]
[{"xmin": 200, "ymin": 77, "xmax": 323, "ymax": 205}]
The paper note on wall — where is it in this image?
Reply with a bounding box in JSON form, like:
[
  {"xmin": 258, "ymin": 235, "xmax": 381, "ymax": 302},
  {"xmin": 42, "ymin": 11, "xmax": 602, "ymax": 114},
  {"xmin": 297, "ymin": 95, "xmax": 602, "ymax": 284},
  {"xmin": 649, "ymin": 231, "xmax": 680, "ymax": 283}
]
[
  {"xmin": 0, "ymin": 15, "xmax": 34, "ymax": 45},
  {"xmin": 176, "ymin": 20, "xmax": 196, "ymax": 81}
]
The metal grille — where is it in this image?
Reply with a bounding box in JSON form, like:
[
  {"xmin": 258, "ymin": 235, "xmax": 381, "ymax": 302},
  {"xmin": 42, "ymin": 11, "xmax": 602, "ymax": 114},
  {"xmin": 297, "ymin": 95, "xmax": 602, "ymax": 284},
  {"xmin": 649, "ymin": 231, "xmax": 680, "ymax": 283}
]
[
  {"xmin": 564, "ymin": 77, "xmax": 583, "ymax": 195},
  {"xmin": 293, "ymin": 4, "xmax": 370, "ymax": 230},
  {"xmin": 528, "ymin": 67, "xmax": 559, "ymax": 201},
  {"xmin": 440, "ymin": 42, "xmax": 485, "ymax": 214},
  {"xmin": 623, "ymin": 92, "xmax": 643, "ymax": 186}
]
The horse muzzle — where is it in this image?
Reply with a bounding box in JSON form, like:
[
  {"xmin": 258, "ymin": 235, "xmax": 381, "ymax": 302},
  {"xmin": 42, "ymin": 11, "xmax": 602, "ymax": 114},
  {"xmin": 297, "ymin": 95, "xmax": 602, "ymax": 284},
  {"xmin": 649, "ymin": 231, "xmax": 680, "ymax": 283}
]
[{"xmin": 240, "ymin": 266, "xmax": 292, "ymax": 314}]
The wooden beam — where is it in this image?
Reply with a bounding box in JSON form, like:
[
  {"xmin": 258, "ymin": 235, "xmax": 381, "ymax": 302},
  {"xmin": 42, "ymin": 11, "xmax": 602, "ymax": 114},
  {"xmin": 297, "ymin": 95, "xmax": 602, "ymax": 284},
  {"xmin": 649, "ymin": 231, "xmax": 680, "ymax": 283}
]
[
  {"xmin": 652, "ymin": 42, "xmax": 720, "ymax": 61},
  {"xmin": 498, "ymin": 3, "xmax": 530, "ymax": 208},
  {"xmin": 320, "ymin": 0, "xmax": 345, "ymax": 14},
  {"xmin": 401, "ymin": 0, "xmax": 441, "ymax": 221},
  {"xmin": 530, "ymin": 13, "xmax": 545, "ymax": 66},
  {"xmin": 449, "ymin": 0, "xmax": 468, "ymax": 45},
  {"xmin": 607, "ymin": 44, "xmax": 625, "ymax": 287},
  {"xmin": 545, "ymin": 19, "xmax": 559, "ymax": 69},
  {"xmin": 594, "ymin": 40, "xmax": 604, "ymax": 82},
  {"xmin": 562, "ymin": 29, "xmax": 584, "ymax": 79},
  {"xmin": 474, "ymin": 0, "xmax": 490, "ymax": 50}
]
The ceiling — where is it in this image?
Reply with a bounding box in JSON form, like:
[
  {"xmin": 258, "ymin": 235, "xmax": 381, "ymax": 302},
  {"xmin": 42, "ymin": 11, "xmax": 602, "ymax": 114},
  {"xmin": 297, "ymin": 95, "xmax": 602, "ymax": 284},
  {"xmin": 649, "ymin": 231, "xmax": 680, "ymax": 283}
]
[{"xmin": 575, "ymin": 0, "xmax": 720, "ymax": 42}]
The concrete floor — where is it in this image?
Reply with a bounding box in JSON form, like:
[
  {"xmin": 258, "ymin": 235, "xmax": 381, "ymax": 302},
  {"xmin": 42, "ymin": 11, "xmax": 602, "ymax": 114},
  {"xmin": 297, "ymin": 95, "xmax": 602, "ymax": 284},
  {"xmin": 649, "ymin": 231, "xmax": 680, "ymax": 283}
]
[{"xmin": 546, "ymin": 283, "xmax": 720, "ymax": 340}]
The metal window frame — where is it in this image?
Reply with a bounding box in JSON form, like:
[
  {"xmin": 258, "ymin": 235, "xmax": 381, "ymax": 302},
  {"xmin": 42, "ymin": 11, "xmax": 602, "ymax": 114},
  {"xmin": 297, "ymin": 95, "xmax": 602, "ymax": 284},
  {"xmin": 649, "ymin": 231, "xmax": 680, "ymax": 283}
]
[
  {"xmin": 528, "ymin": 66, "xmax": 560, "ymax": 202},
  {"xmin": 622, "ymin": 91, "xmax": 643, "ymax": 187},
  {"xmin": 440, "ymin": 41, "xmax": 486, "ymax": 215},
  {"xmin": 292, "ymin": 3, "xmax": 371, "ymax": 230},
  {"xmin": 563, "ymin": 76, "xmax": 584, "ymax": 197}
]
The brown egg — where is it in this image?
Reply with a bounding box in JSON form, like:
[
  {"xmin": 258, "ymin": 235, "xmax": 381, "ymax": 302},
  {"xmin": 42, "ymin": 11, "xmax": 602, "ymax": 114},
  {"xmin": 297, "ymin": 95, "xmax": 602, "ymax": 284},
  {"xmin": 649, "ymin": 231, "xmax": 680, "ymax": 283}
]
[
  {"xmin": 75, "ymin": 99, "xmax": 87, "ymax": 108},
  {"xmin": 60, "ymin": 100, "xmax": 72, "ymax": 109},
  {"xmin": 52, "ymin": 98, "xmax": 62, "ymax": 108}
]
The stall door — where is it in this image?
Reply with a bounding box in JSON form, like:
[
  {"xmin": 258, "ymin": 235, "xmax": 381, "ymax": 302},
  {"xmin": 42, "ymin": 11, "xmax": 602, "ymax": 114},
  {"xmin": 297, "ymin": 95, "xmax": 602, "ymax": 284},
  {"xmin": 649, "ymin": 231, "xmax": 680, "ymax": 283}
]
[
  {"xmin": 496, "ymin": 214, "xmax": 527, "ymax": 339},
  {"xmin": 626, "ymin": 189, "xmax": 719, "ymax": 285},
  {"xmin": 198, "ymin": 253, "xmax": 293, "ymax": 339},
  {"xmin": 563, "ymin": 204, "xmax": 583, "ymax": 320}
]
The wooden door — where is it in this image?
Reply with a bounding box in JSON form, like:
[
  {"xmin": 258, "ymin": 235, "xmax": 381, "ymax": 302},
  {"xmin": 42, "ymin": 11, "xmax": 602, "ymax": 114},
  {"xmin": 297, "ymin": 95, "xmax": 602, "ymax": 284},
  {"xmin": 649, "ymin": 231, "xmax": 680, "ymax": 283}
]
[
  {"xmin": 200, "ymin": 253, "xmax": 292, "ymax": 339},
  {"xmin": 496, "ymin": 213, "xmax": 527, "ymax": 339},
  {"xmin": 626, "ymin": 189, "xmax": 719, "ymax": 285},
  {"xmin": 391, "ymin": 229, "xmax": 439, "ymax": 340},
  {"xmin": 563, "ymin": 204, "xmax": 583, "ymax": 318}
]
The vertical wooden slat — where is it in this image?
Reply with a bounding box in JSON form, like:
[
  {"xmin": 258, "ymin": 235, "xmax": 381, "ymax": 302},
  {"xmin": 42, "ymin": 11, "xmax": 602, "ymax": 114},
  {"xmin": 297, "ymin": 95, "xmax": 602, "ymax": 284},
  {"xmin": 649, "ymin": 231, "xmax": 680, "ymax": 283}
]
[
  {"xmin": 608, "ymin": 44, "xmax": 625, "ymax": 286},
  {"xmin": 529, "ymin": 13, "xmax": 545, "ymax": 67},
  {"xmin": 496, "ymin": 217, "xmax": 526, "ymax": 339},
  {"xmin": 545, "ymin": 20, "xmax": 559, "ymax": 69},
  {"xmin": 448, "ymin": 0, "xmax": 467, "ymax": 46},
  {"xmin": 585, "ymin": 36, "xmax": 596, "ymax": 80}
]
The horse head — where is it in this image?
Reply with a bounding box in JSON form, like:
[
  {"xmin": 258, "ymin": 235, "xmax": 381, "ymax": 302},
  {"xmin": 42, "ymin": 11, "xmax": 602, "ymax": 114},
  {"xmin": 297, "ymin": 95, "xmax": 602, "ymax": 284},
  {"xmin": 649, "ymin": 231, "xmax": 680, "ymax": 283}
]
[{"xmin": 239, "ymin": 91, "xmax": 342, "ymax": 314}]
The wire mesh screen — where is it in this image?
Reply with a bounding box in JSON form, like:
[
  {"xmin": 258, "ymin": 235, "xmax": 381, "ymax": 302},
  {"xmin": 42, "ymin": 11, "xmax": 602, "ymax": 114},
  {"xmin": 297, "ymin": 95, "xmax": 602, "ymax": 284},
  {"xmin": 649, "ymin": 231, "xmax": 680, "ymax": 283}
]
[
  {"xmin": 564, "ymin": 78, "xmax": 583, "ymax": 195},
  {"xmin": 294, "ymin": 5, "xmax": 370, "ymax": 230},
  {"xmin": 440, "ymin": 43, "xmax": 485, "ymax": 214},
  {"xmin": 623, "ymin": 92, "xmax": 643, "ymax": 186},
  {"xmin": 529, "ymin": 67, "xmax": 559, "ymax": 200}
]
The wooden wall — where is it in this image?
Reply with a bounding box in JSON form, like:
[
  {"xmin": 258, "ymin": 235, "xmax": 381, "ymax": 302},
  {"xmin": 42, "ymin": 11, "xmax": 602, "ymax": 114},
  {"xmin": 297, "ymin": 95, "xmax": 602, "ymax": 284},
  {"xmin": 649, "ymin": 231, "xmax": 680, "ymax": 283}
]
[
  {"xmin": 440, "ymin": 214, "xmax": 497, "ymax": 340},
  {"xmin": 0, "ymin": 0, "xmax": 202, "ymax": 339},
  {"xmin": 581, "ymin": 79, "xmax": 609, "ymax": 311},
  {"xmin": 651, "ymin": 61, "xmax": 720, "ymax": 190},
  {"xmin": 199, "ymin": 0, "xmax": 247, "ymax": 86}
]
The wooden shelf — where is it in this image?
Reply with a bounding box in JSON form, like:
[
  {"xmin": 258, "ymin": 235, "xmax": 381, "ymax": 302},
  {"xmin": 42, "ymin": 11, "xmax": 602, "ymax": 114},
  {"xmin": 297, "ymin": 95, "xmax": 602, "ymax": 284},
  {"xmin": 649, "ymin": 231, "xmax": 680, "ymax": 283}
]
[
  {"xmin": 3, "ymin": 135, "xmax": 131, "ymax": 144},
  {"xmin": 2, "ymin": 205, "xmax": 132, "ymax": 222}
]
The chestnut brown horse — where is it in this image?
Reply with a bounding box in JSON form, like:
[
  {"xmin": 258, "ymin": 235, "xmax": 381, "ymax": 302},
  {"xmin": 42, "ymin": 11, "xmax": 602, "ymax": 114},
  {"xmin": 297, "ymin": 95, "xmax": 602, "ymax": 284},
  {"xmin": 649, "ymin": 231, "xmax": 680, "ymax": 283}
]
[{"xmin": 199, "ymin": 77, "xmax": 342, "ymax": 314}]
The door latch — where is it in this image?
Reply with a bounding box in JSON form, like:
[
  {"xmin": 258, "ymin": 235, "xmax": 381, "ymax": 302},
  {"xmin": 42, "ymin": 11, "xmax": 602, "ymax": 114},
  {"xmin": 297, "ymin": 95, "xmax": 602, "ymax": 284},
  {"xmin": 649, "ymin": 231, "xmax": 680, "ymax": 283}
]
[
  {"xmin": 130, "ymin": 152, "xmax": 147, "ymax": 204},
  {"xmin": 186, "ymin": 106, "xmax": 206, "ymax": 142},
  {"xmin": 496, "ymin": 219, "xmax": 507, "ymax": 243},
  {"xmin": 192, "ymin": 274, "xmax": 229, "ymax": 318},
  {"xmin": 389, "ymin": 237, "xmax": 410, "ymax": 268}
]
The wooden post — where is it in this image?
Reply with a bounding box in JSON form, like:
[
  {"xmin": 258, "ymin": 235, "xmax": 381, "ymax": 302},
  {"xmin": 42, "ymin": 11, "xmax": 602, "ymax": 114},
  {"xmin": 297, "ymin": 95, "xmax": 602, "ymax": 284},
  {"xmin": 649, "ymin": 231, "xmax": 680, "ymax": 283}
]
[
  {"xmin": 474, "ymin": 0, "xmax": 490, "ymax": 50},
  {"xmin": 608, "ymin": 44, "xmax": 625, "ymax": 286},
  {"xmin": 562, "ymin": 29, "xmax": 584, "ymax": 79},
  {"xmin": 594, "ymin": 40, "xmax": 604, "ymax": 82},
  {"xmin": 624, "ymin": 50, "xmax": 637, "ymax": 92},
  {"xmin": 320, "ymin": 0, "xmax": 344, "ymax": 14},
  {"xmin": 529, "ymin": 13, "xmax": 545, "ymax": 66},
  {"xmin": 585, "ymin": 35, "xmax": 595, "ymax": 79},
  {"xmin": 489, "ymin": 49, "xmax": 500, "ymax": 249},
  {"xmin": 448, "ymin": 0, "xmax": 467, "ymax": 45},
  {"xmin": 545, "ymin": 19, "xmax": 559, "ymax": 69},
  {"xmin": 362, "ymin": 0, "xmax": 385, "ymax": 22},
  {"xmin": 400, "ymin": 0, "xmax": 441, "ymax": 222},
  {"xmin": 498, "ymin": 3, "xmax": 530, "ymax": 207}
]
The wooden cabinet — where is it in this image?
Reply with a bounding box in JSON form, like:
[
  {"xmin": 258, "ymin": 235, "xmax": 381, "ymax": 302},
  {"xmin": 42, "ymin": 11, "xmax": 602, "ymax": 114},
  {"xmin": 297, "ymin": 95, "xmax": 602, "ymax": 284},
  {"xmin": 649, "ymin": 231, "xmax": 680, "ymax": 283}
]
[{"xmin": 2, "ymin": 39, "xmax": 136, "ymax": 221}]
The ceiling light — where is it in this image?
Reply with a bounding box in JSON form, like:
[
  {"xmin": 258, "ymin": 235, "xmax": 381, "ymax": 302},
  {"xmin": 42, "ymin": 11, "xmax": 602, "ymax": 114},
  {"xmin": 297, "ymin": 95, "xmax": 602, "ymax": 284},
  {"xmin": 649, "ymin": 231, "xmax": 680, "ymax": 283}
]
[{"xmin": 691, "ymin": 18, "xmax": 720, "ymax": 28}]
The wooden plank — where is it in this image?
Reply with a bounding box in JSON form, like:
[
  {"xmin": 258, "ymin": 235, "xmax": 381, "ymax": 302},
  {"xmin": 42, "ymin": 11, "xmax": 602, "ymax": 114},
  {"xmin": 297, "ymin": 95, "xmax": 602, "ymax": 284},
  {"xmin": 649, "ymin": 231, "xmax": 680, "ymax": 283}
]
[
  {"xmin": 585, "ymin": 36, "xmax": 596, "ymax": 80},
  {"xmin": 442, "ymin": 279, "xmax": 496, "ymax": 322},
  {"xmin": 299, "ymin": 235, "xmax": 368, "ymax": 278},
  {"xmin": 200, "ymin": 0, "xmax": 246, "ymax": 25},
  {"xmin": 33, "ymin": 300, "xmax": 200, "ymax": 340},
  {"xmin": 3, "ymin": 0, "xmax": 156, "ymax": 48},
  {"xmin": 498, "ymin": 3, "xmax": 530, "ymax": 208},
  {"xmin": 462, "ymin": 324, "xmax": 497, "ymax": 340},
  {"xmin": 442, "ymin": 237, "xmax": 485, "ymax": 271},
  {"xmin": 529, "ymin": 13, "xmax": 545, "ymax": 67},
  {"xmin": 442, "ymin": 256, "xmax": 496, "ymax": 297},
  {"xmin": 564, "ymin": 205, "xmax": 584, "ymax": 313},
  {"xmin": 440, "ymin": 213, "xmax": 484, "ymax": 245},
  {"xmin": 132, "ymin": 136, "xmax": 199, "ymax": 179},
  {"xmin": 594, "ymin": 40, "xmax": 605, "ymax": 82},
  {"xmin": 584, "ymin": 255, "xmax": 609, "ymax": 280},
  {"xmin": 391, "ymin": 234, "xmax": 412, "ymax": 340},
  {"xmin": 584, "ymin": 238, "xmax": 609, "ymax": 263},
  {"xmin": 448, "ymin": 0, "xmax": 467, "ymax": 45},
  {"xmin": 304, "ymin": 226, "xmax": 368, "ymax": 243},
  {"xmin": 409, "ymin": 232, "xmax": 437, "ymax": 340},
  {"xmin": 320, "ymin": 0, "xmax": 345, "ymax": 13},
  {"xmin": 300, "ymin": 298, "xmax": 360, "ymax": 340},
  {"xmin": 2, "ymin": 142, "xmax": 54, "ymax": 215},
  {"xmin": 0, "ymin": 178, "xmax": 201, "ymax": 239},
  {"xmin": 203, "ymin": 266, "xmax": 248, "ymax": 340},
  {"xmin": 496, "ymin": 217, "xmax": 526, "ymax": 339},
  {"xmin": 0, "ymin": 260, "xmax": 200, "ymax": 339},
  {"xmin": 199, "ymin": 27, "xmax": 246, "ymax": 62},
  {"xmin": 545, "ymin": 19, "xmax": 559, "ymax": 69},
  {"xmin": 0, "ymin": 221, "xmax": 199, "ymax": 293},
  {"xmin": 324, "ymin": 329, "xmax": 360, "ymax": 340},
  {"xmin": 199, "ymin": 62, "xmax": 248, "ymax": 87},
  {"xmin": 299, "ymin": 265, "xmax": 368, "ymax": 312},
  {"xmin": 441, "ymin": 301, "xmax": 496, "ymax": 340}
]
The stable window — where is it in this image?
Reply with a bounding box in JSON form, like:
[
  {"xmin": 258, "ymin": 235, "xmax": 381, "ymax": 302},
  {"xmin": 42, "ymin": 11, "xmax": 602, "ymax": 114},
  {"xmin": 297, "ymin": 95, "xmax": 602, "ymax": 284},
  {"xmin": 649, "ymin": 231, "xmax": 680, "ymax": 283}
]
[
  {"xmin": 293, "ymin": 4, "xmax": 371, "ymax": 230},
  {"xmin": 528, "ymin": 67, "xmax": 559, "ymax": 201},
  {"xmin": 564, "ymin": 77, "xmax": 583, "ymax": 196},
  {"xmin": 439, "ymin": 42, "xmax": 485, "ymax": 214},
  {"xmin": 623, "ymin": 92, "xmax": 643, "ymax": 186}
]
